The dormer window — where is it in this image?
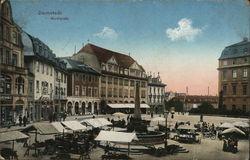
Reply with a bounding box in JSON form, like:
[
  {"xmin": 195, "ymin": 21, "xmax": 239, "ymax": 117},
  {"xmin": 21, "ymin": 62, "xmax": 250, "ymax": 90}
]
[{"xmin": 232, "ymin": 59, "xmax": 236, "ymax": 65}]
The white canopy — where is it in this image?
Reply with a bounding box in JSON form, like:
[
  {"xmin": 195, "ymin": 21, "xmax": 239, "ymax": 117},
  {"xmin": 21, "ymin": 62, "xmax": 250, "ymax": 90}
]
[
  {"xmin": 232, "ymin": 121, "xmax": 249, "ymax": 128},
  {"xmin": 95, "ymin": 131, "xmax": 138, "ymax": 143},
  {"xmin": 0, "ymin": 131, "xmax": 29, "ymax": 143},
  {"xmin": 51, "ymin": 122, "xmax": 70, "ymax": 133},
  {"xmin": 96, "ymin": 118, "xmax": 112, "ymax": 126},
  {"xmin": 82, "ymin": 119, "xmax": 103, "ymax": 128},
  {"xmin": 222, "ymin": 127, "xmax": 245, "ymax": 135},
  {"xmin": 62, "ymin": 121, "xmax": 87, "ymax": 131},
  {"xmin": 219, "ymin": 122, "xmax": 235, "ymax": 128},
  {"xmin": 108, "ymin": 103, "xmax": 150, "ymax": 109},
  {"xmin": 81, "ymin": 118, "xmax": 112, "ymax": 128}
]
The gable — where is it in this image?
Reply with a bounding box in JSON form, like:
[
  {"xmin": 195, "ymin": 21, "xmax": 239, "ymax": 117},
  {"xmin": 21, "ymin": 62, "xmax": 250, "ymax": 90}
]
[
  {"xmin": 130, "ymin": 62, "xmax": 141, "ymax": 70},
  {"xmin": 107, "ymin": 56, "xmax": 118, "ymax": 65}
]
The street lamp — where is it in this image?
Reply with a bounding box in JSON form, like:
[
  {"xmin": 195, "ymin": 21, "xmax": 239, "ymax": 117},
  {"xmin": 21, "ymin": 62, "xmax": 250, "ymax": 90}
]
[{"xmin": 164, "ymin": 110, "xmax": 169, "ymax": 149}]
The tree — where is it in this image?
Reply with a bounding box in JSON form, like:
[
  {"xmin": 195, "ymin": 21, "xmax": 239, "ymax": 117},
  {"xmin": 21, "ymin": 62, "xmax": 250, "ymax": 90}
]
[
  {"xmin": 197, "ymin": 102, "xmax": 214, "ymax": 114},
  {"xmin": 165, "ymin": 99, "xmax": 184, "ymax": 112}
]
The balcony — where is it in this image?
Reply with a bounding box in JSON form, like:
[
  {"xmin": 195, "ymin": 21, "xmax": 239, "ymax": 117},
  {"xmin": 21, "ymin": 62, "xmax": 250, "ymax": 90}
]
[{"xmin": 0, "ymin": 64, "xmax": 28, "ymax": 74}]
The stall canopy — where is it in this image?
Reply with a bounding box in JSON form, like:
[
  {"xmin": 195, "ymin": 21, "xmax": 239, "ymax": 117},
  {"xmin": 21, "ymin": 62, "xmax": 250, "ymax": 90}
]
[
  {"xmin": 61, "ymin": 121, "xmax": 87, "ymax": 131},
  {"xmin": 96, "ymin": 118, "xmax": 112, "ymax": 126},
  {"xmin": 95, "ymin": 131, "xmax": 138, "ymax": 143},
  {"xmin": 51, "ymin": 122, "xmax": 70, "ymax": 133},
  {"xmin": 232, "ymin": 121, "xmax": 249, "ymax": 128},
  {"xmin": 0, "ymin": 131, "xmax": 29, "ymax": 143},
  {"xmin": 108, "ymin": 103, "xmax": 150, "ymax": 109},
  {"xmin": 22, "ymin": 123, "xmax": 60, "ymax": 135},
  {"xmin": 81, "ymin": 118, "xmax": 112, "ymax": 128},
  {"xmin": 219, "ymin": 122, "xmax": 235, "ymax": 129}
]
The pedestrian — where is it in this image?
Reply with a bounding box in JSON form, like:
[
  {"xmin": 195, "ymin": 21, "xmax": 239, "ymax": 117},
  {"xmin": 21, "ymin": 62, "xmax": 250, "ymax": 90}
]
[
  {"xmin": 19, "ymin": 115, "xmax": 22, "ymax": 126},
  {"xmin": 49, "ymin": 113, "xmax": 53, "ymax": 123},
  {"xmin": 23, "ymin": 116, "xmax": 27, "ymax": 127},
  {"xmin": 53, "ymin": 112, "xmax": 57, "ymax": 121},
  {"xmin": 63, "ymin": 112, "xmax": 67, "ymax": 121}
]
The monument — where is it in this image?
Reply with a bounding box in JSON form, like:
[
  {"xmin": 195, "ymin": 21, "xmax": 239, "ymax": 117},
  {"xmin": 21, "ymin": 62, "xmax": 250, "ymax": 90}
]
[{"xmin": 133, "ymin": 82, "xmax": 142, "ymax": 120}]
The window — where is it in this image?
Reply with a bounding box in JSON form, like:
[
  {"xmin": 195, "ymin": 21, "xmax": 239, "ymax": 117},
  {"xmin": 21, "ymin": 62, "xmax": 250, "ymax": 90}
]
[
  {"xmin": 88, "ymin": 75, "xmax": 92, "ymax": 82},
  {"xmin": 88, "ymin": 87, "xmax": 92, "ymax": 97},
  {"xmin": 124, "ymin": 89, "xmax": 128, "ymax": 97},
  {"xmin": 16, "ymin": 77, "xmax": 24, "ymax": 94},
  {"xmin": 46, "ymin": 65, "xmax": 49, "ymax": 75},
  {"xmin": 114, "ymin": 78, "xmax": 118, "ymax": 85},
  {"xmin": 29, "ymin": 81, "xmax": 33, "ymax": 93},
  {"xmin": 36, "ymin": 61, "xmax": 39, "ymax": 72},
  {"xmin": 108, "ymin": 77, "xmax": 112, "ymax": 84},
  {"xmin": 242, "ymin": 105, "xmax": 246, "ymax": 112},
  {"xmin": 50, "ymin": 67, "xmax": 52, "ymax": 76},
  {"xmin": 63, "ymin": 88, "xmax": 66, "ymax": 96},
  {"xmin": 141, "ymin": 82, "xmax": 146, "ymax": 88},
  {"xmin": 119, "ymin": 88, "xmax": 123, "ymax": 97},
  {"xmin": 232, "ymin": 86, "xmax": 236, "ymax": 95},
  {"xmin": 0, "ymin": 48, "xmax": 3, "ymax": 64},
  {"xmin": 108, "ymin": 88, "xmax": 112, "ymax": 97},
  {"xmin": 12, "ymin": 53, "xmax": 17, "ymax": 66},
  {"xmin": 141, "ymin": 90, "xmax": 146, "ymax": 98},
  {"xmin": 113, "ymin": 88, "xmax": 118, "ymax": 97},
  {"xmin": 0, "ymin": 74, "xmax": 11, "ymax": 94},
  {"xmin": 130, "ymin": 89, "xmax": 134, "ymax": 98},
  {"xmin": 232, "ymin": 59, "xmax": 236, "ymax": 65},
  {"xmin": 75, "ymin": 86, "xmax": 79, "ymax": 96},
  {"xmin": 243, "ymin": 69, "xmax": 248, "ymax": 78},
  {"xmin": 82, "ymin": 86, "xmax": 86, "ymax": 96},
  {"xmin": 232, "ymin": 70, "xmax": 237, "ymax": 78},
  {"xmin": 50, "ymin": 83, "xmax": 52, "ymax": 94},
  {"xmin": 6, "ymin": 27, "xmax": 10, "ymax": 41},
  {"xmin": 42, "ymin": 64, "xmax": 44, "ymax": 74},
  {"xmin": 94, "ymin": 88, "xmax": 98, "ymax": 97},
  {"xmin": 36, "ymin": 81, "xmax": 39, "ymax": 93},
  {"xmin": 223, "ymin": 85, "xmax": 227, "ymax": 95},
  {"xmin": 223, "ymin": 60, "xmax": 227, "ymax": 66},
  {"xmin": 243, "ymin": 57, "xmax": 248, "ymax": 63},
  {"xmin": 101, "ymin": 76, "xmax": 106, "ymax": 83},
  {"xmin": 6, "ymin": 50, "xmax": 10, "ymax": 65},
  {"xmin": 130, "ymin": 80, "xmax": 134, "ymax": 86},
  {"xmin": 124, "ymin": 79, "xmax": 128, "ymax": 86},
  {"xmin": 243, "ymin": 85, "xmax": 247, "ymax": 95},
  {"xmin": 41, "ymin": 81, "xmax": 48, "ymax": 95},
  {"xmin": 55, "ymin": 87, "xmax": 58, "ymax": 95},
  {"xmin": 12, "ymin": 31, "xmax": 18, "ymax": 44},
  {"xmin": 119, "ymin": 78, "xmax": 123, "ymax": 85},
  {"xmin": 101, "ymin": 87, "xmax": 106, "ymax": 97},
  {"xmin": 222, "ymin": 71, "xmax": 227, "ymax": 80}
]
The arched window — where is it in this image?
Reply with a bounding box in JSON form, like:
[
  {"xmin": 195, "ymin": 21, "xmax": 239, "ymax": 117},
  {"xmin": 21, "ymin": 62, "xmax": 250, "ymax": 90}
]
[
  {"xmin": 0, "ymin": 74, "xmax": 11, "ymax": 94},
  {"xmin": 16, "ymin": 76, "xmax": 24, "ymax": 94}
]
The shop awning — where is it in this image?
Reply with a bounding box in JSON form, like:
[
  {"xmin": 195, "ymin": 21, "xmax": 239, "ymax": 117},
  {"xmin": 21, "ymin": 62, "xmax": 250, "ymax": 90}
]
[
  {"xmin": 0, "ymin": 131, "xmax": 29, "ymax": 143},
  {"xmin": 81, "ymin": 118, "xmax": 112, "ymax": 128},
  {"xmin": 95, "ymin": 131, "xmax": 138, "ymax": 143},
  {"xmin": 61, "ymin": 121, "xmax": 87, "ymax": 131},
  {"xmin": 22, "ymin": 123, "xmax": 60, "ymax": 135},
  {"xmin": 108, "ymin": 103, "xmax": 150, "ymax": 109},
  {"xmin": 51, "ymin": 122, "xmax": 70, "ymax": 133}
]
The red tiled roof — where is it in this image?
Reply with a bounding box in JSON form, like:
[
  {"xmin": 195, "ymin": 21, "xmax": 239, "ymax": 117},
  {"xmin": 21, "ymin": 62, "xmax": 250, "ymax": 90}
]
[{"xmin": 78, "ymin": 43, "xmax": 140, "ymax": 69}]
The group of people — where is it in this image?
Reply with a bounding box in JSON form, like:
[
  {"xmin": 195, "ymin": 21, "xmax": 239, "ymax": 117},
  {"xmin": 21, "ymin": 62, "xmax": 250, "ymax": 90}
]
[
  {"xmin": 48, "ymin": 111, "xmax": 67, "ymax": 123},
  {"xmin": 18, "ymin": 115, "xmax": 28, "ymax": 127},
  {"xmin": 223, "ymin": 136, "xmax": 238, "ymax": 153}
]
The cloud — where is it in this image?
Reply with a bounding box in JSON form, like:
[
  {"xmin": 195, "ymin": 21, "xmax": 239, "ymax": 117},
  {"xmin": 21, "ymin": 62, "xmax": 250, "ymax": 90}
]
[
  {"xmin": 94, "ymin": 27, "xmax": 118, "ymax": 40},
  {"xmin": 166, "ymin": 18, "xmax": 202, "ymax": 42}
]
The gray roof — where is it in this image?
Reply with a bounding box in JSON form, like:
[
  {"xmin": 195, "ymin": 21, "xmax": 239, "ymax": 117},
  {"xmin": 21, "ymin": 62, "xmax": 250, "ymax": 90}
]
[
  {"xmin": 60, "ymin": 58, "xmax": 100, "ymax": 75},
  {"xmin": 219, "ymin": 39, "xmax": 250, "ymax": 60},
  {"xmin": 0, "ymin": 131, "xmax": 29, "ymax": 142},
  {"xmin": 21, "ymin": 31, "xmax": 67, "ymax": 72}
]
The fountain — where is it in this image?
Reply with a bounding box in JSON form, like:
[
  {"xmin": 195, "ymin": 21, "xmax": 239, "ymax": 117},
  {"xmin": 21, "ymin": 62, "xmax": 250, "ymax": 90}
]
[{"xmin": 127, "ymin": 82, "xmax": 165, "ymax": 145}]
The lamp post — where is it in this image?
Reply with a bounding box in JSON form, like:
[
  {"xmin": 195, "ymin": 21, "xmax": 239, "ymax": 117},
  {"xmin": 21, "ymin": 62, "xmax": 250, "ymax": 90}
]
[{"xmin": 164, "ymin": 110, "xmax": 169, "ymax": 149}]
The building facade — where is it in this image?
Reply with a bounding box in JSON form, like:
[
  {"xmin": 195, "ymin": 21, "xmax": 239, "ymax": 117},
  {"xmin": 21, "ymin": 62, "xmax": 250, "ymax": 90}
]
[
  {"xmin": 22, "ymin": 32, "xmax": 67, "ymax": 121},
  {"xmin": 0, "ymin": 0, "xmax": 29, "ymax": 125},
  {"xmin": 171, "ymin": 95, "xmax": 218, "ymax": 111},
  {"xmin": 71, "ymin": 43, "xmax": 149, "ymax": 113},
  {"xmin": 61, "ymin": 58, "xmax": 100, "ymax": 115},
  {"xmin": 148, "ymin": 74, "xmax": 166, "ymax": 113},
  {"xmin": 218, "ymin": 38, "xmax": 250, "ymax": 112}
]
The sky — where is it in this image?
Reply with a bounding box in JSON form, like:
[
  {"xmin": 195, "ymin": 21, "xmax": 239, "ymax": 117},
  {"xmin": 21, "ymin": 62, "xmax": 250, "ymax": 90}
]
[{"xmin": 10, "ymin": 0, "xmax": 250, "ymax": 96}]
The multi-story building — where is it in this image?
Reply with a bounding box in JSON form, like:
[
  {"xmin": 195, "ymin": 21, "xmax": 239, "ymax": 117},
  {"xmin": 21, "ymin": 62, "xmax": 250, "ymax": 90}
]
[
  {"xmin": 218, "ymin": 38, "xmax": 250, "ymax": 112},
  {"xmin": 171, "ymin": 95, "xmax": 218, "ymax": 111},
  {"xmin": 71, "ymin": 43, "xmax": 149, "ymax": 113},
  {"xmin": 0, "ymin": 0, "xmax": 29, "ymax": 125},
  {"xmin": 148, "ymin": 73, "xmax": 166, "ymax": 113},
  {"xmin": 21, "ymin": 32, "xmax": 67, "ymax": 121},
  {"xmin": 61, "ymin": 58, "xmax": 100, "ymax": 115}
]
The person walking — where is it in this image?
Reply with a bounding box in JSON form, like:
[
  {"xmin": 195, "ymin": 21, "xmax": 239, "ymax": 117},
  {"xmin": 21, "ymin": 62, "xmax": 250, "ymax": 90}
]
[
  {"xmin": 23, "ymin": 116, "xmax": 27, "ymax": 127},
  {"xmin": 19, "ymin": 115, "xmax": 23, "ymax": 127}
]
